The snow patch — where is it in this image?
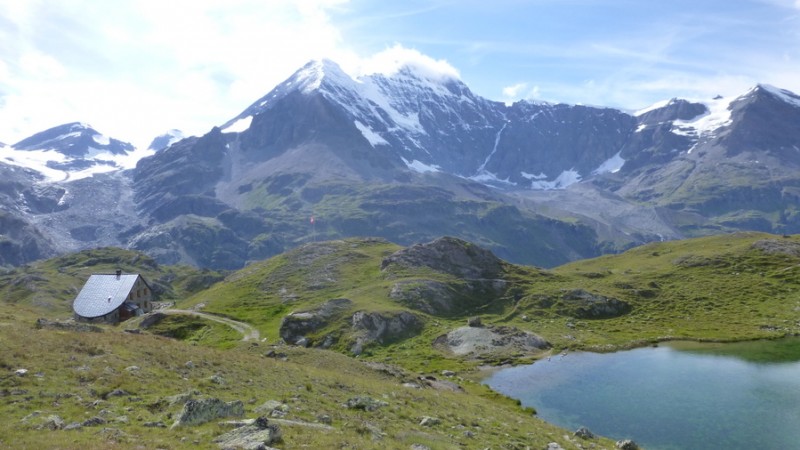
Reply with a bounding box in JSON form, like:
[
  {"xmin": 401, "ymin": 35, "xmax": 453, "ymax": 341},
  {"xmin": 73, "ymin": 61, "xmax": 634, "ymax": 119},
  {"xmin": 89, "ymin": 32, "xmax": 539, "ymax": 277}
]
[
  {"xmin": 357, "ymin": 79, "xmax": 426, "ymax": 135},
  {"xmin": 527, "ymin": 169, "xmax": 582, "ymax": 190},
  {"xmin": 634, "ymin": 99, "xmax": 673, "ymax": 116},
  {"xmin": 477, "ymin": 121, "xmax": 508, "ymax": 173},
  {"xmin": 592, "ymin": 151, "xmax": 625, "ymax": 175},
  {"xmin": 92, "ymin": 133, "xmax": 110, "ymax": 146},
  {"xmin": 402, "ymin": 157, "xmax": 440, "ymax": 174},
  {"xmin": 354, "ymin": 121, "xmax": 388, "ymax": 147},
  {"xmin": 760, "ymin": 84, "xmax": 800, "ymax": 108},
  {"xmin": 469, "ymin": 171, "xmax": 516, "ymax": 186},
  {"xmin": 521, "ymin": 171, "xmax": 548, "ymax": 180},
  {"xmin": 223, "ymin": 116, "xmax": 253, "ymax": 133},
  {"xmin": 671, "ymin": 96, "xmax": 732, "ymax": 137},
  {"xmin": 0, "ymin": 144, "xmax": 153, "ymax": 182},
  {"xmin": 0, "ymin": 147, "xmax": 68, "ymax": 181}
]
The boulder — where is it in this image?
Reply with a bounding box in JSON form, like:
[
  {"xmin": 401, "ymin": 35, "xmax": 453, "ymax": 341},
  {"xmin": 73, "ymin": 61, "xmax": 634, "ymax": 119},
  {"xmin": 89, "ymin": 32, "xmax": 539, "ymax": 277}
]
[
  {"xmin": 344, "ymin": 396, "xmax": 387, "ymax": 412},
  {"xmin": 82, "ymin": 417, "xmax": 106, "ymax": 427},
  {"xmin": 418, "ymin": 376, "xmax": 464, "ymax": 393},
  {"xmin": 37, "ymin": 415, "xmax": 65, "ymax": 430},
  {"xmin": 213, "ymin": 416, "xmax": 281, "ymax": 450},
  {"xmin": 171, "ymin": 398, "xmax": 244, "ymax": 428},
  {"xmin": 615, "ymin": 439, "xmax": 640, "ymax": 450},
  {"xmin": 574, "ymin": 426, "xmax": 595, "ymax": 439},
  {"xmin": 419, "ymin": 416, "xmax": 441, "ymax": 427},
  {"xmin": 434, "ymin": 325, "xmax": 549, "ymax": 357}
]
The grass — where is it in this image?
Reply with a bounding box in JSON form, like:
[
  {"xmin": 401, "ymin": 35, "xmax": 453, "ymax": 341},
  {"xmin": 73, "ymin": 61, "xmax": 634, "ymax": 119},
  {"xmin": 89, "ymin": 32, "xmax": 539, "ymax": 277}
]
[
  {"xmin": 3, "ymin": 231, "xmax": 800, "ymax": 448},
  {"xmin": 0, "ymin": 303, "xmax": 612, "ymax": 449},
  {"xmin": 179, "ymin": 232, "xmax": 800, "ymax": 361}
]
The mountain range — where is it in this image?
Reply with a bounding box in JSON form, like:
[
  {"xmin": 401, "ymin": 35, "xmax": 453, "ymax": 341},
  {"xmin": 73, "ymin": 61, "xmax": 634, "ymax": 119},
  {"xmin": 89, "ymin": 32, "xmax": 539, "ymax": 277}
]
[{"xmin": 2, "ymin": 59, "xmax": 800, "ymax": 269}]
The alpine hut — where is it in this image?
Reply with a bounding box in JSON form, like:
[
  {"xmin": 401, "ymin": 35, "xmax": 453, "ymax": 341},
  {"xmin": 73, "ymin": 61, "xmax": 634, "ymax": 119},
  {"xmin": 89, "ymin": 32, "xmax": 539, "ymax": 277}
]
[{"xmin": 73, "ymin": 270, "xmax": 153, "ymax": 323}]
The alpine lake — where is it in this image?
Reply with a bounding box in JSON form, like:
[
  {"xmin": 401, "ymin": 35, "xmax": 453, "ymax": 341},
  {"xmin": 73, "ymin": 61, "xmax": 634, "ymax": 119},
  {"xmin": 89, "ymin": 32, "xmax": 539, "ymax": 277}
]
[{"xmin": 483, "ymin": 337, "xmax": 800, "ymax": 450}]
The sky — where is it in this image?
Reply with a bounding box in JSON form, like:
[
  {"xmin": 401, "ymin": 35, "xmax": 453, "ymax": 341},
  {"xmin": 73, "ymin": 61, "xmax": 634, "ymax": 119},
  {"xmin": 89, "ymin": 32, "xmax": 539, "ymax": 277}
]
[{"xmin": 1, "ymin": 0, "xmax": 799, "ymax": 149}]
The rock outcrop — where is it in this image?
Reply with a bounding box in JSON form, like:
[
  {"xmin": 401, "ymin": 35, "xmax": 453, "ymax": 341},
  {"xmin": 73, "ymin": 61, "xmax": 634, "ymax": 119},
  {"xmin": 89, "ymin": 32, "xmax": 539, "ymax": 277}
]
[
  {"xmin": 434, "ymin": 325, "xmax": 549, "ymax": 358},
  {"xmin": 752, "ymin": 238, "xmax": 800, "ymax": 257},
  {"xmin": 279, "ymin": 298, "xmax": 352, "ymax": 346},
  {"xmin": 350, "ymin": 311, "xmax": 422, "ymax": 355},
  {"xmin": 381, "ymin": 236, "xmax": 505, "ymax": 279},
  {"xmin": 382, "ymin": 238, "xmax": 509, "ymax": 315}
]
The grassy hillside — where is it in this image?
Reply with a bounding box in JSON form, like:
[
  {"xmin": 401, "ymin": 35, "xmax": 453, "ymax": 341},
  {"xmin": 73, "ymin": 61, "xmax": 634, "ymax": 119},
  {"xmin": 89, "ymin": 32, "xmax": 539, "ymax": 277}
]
[
  {"xmin": 0, "ymin": 247, "xmax": 226, "ymax": 315},
  {"xmin": 0, "ymin": 304, "xmax": 614, "ymax": 449},
  {"xmin": 2, "ymin": 232, "xmax": 799, "ymax": 448},
  {"xmin": 177, "ymin": 232, "xmax": 800, "ymax": 366},
  {"xmin": 512, "ymin": 231, "xmax": 800, "ymax": 350}
]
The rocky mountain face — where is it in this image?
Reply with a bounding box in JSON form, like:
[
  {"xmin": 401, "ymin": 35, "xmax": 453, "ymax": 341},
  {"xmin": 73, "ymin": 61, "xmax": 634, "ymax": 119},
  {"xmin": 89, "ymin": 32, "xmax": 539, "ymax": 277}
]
[{"xmin": 2, "ymin": 60, "xmax": 800, "ymax": 270}]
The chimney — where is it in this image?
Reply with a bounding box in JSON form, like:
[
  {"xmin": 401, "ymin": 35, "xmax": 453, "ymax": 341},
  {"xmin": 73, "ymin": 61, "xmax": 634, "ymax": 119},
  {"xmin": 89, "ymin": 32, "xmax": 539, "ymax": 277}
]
[{"xmin": 116, "ymin": 269, "xmax": 122, "ymax": 278}]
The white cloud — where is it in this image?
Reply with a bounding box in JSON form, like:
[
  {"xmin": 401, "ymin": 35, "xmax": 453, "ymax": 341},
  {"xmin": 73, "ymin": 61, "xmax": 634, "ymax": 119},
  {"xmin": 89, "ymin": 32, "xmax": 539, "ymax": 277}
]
[
  {"xmin": 348, "ymin": 44, "xmax": 460, "ymax": 81},
  {"xmin": 500, "ymin": 82, "xmax": 541, "ymax": 104},
  {"xmin": 502, "ymin": 83, "xmax": 527, "ymax": 98},
  {"xmin": 0, "ymin": 0, "xmax": 354, "ymax": 148}
]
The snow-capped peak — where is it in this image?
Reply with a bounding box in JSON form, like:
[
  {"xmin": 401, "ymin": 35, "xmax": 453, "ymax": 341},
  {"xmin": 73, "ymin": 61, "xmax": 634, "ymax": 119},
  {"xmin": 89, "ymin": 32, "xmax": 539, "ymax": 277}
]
[
  {"xmin": 634, "ymin": 98, "xmax": 679, "ymax": 117},
  {"xmin": 295, "ymin": 59, "xmax": 355, "ymax": 94},
  {"xmin": 754, "ymin": 84, "xmax": 800, "ymax": 108},
  {"xmin": 0, "ymin": 122, "xmax": 151, "ymax": 183}
]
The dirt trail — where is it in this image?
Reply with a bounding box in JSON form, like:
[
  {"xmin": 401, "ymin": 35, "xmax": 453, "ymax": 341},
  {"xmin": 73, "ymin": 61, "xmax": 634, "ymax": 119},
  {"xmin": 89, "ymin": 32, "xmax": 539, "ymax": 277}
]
[{"xmin": 160, "ymin": 309, "xmax": 260, "ymax": 341}]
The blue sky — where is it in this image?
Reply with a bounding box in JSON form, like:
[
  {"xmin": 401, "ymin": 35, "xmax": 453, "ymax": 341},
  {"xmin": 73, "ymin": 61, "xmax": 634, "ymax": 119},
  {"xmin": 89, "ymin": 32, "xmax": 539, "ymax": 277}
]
[{"xmin": 1, "ymin": 0, "xmax": 798, "ymax": 148}]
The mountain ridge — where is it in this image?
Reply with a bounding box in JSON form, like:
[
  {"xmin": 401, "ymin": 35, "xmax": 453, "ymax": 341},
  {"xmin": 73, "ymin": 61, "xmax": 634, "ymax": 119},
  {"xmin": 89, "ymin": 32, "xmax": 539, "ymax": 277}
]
[{"xmin": 2, "ymin": 58, "xmax": 800, "ymax": 270}]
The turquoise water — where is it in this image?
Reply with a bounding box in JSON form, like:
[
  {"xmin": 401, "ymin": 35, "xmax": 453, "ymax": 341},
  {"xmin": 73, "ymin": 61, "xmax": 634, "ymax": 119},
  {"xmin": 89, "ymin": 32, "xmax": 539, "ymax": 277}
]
[{"xmin": 483, "ymin": 338, "xmax": 800, "ymax": 450}]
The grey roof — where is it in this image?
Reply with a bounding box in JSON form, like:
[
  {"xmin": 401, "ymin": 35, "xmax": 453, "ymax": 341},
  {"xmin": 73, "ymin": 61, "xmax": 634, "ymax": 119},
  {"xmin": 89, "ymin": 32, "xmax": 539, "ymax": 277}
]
[{"xmin": 72, "ymin": 274, "xmax": 142, "ymax": 318}]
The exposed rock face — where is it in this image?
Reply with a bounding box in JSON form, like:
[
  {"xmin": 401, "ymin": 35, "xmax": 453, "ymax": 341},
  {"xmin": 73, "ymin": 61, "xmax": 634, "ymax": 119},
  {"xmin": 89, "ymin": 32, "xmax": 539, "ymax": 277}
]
[
  {"xmin": 350, "ymin": 311, "xmax": 422, "ymax": 355},
  {"xmin": 171, "ymin": 398, "xmax": 244, "ymax": 428},
  {"xmin": 560, "ymin": 289, "xmax": 631, "ymax": 319},
  {"xmin": 387, "ymin": 279, "xmax": 456, "ymax": 314},
  {"xmin": 279, "ymin": 298, "xmax": 352, "ymax": 346},
  {"xmin": 383, "ymin": 238, "xmax": 509, "ymax": 315},
  {"xmin": 381, "ymin": 236, "xmax": 504, "ymax": 279},
  {"xmin": 434, "ymin": 326, "xmax": 549, "ymax": 357},
  {"xmin": 0, "ymin": 212, "xmax": 56, "ymax": 267}
]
